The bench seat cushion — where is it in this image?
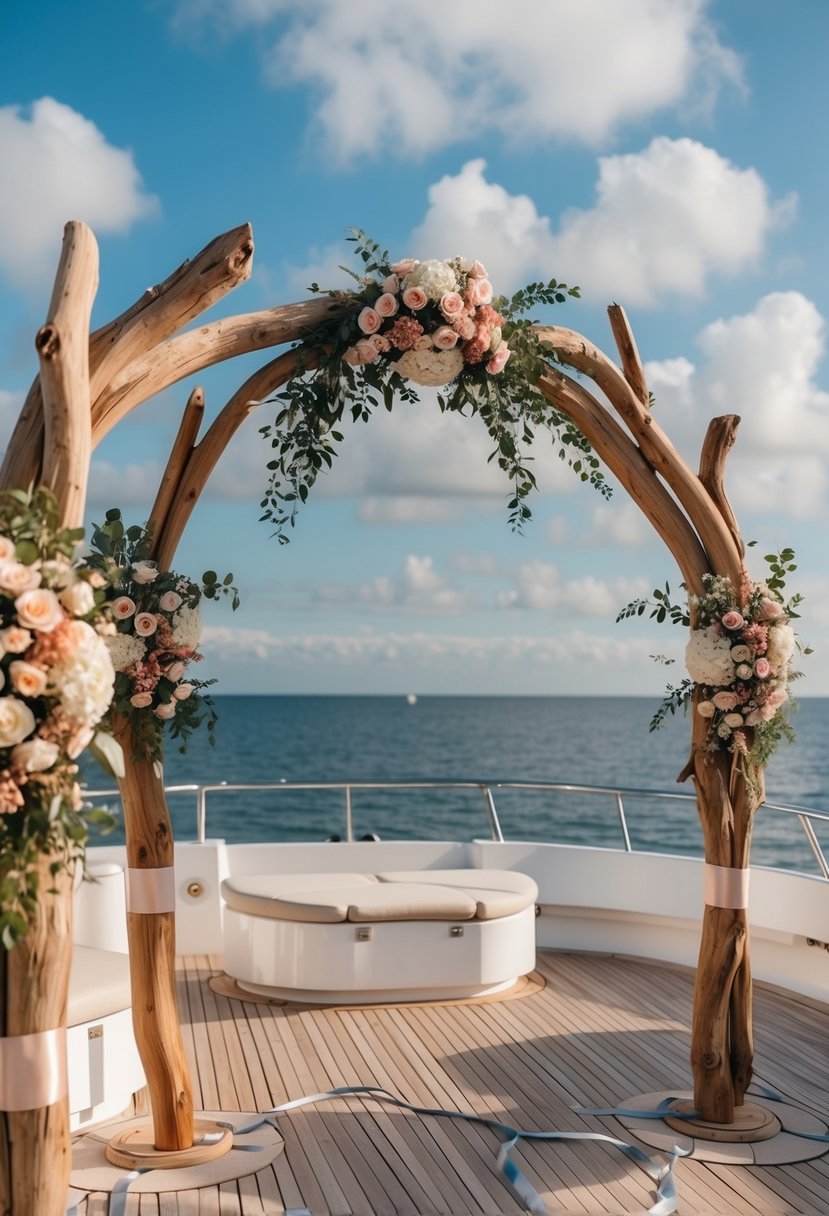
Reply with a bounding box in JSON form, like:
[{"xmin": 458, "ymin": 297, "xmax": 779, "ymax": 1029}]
[
  {"xmin": 221, "ymin": 869, "xmax": 536, "ymax": 924},
  {"xmin": 68, "ymin": 946, "xmax": 132, "ymax": 1026},
  {"xmin": 377, "ymin": 869, "xmax": 538, "ymax": 920}
]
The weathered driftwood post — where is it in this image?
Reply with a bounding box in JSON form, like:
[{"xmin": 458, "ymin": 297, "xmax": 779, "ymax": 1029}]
[{"xmin": 0, "ymin": 222, "xmax": 98, "ymax": 1215}]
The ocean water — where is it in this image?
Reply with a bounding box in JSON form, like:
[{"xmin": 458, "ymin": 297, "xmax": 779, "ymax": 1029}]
[{"xmin": 87, "ymin": 695, "xmax": 828, "ymax": 874}]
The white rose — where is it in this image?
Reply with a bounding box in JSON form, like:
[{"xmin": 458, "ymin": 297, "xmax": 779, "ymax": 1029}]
[
  {"xmin": 724, "ymin": 713, "xmax": 745, "ymax": 728},
  {"xmin": 0, "ymin": 561, "xmax": 42, "ymax": 595},
  {"xmin": 685, "ymin": 626, "xmax": 736, "ymax": 686},
  {"xmin": 697, "ymin": 700, "xmax": 716, "ymax": 718},
  {"xmin": 131, "ymin": 561, "xmax": 159, "ymax": 585},
  {"xmin": 12, "ymin": 737, "xmax": 59, "ymax": 773},
  {"xmin": 0, "ymin": 696, "xmax": 36, "ymax": 747},
  {"xmin": 59, "ymin": 580, "xmax": 95, "ymax": 616}
]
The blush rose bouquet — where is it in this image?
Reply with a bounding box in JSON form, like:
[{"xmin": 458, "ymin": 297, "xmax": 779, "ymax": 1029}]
[
  {"xmin": 0, "ymin": 488, "xmax": 117, "ymax": 947},
  {"xmin": 259, "ymin": 229, "xmax": 605, "ymax": 541},
  {"xmin": 85, "ymin": 508, "xmax": 239, "ymax": 765}
]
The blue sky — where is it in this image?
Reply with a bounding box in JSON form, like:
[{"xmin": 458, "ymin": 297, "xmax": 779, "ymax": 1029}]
[{"xmin": 1, "ymin": 0, "xmax": 827, "ymax": 696}]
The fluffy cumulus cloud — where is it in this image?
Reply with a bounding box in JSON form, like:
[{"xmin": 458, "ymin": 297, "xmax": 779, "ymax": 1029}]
[
  {"xmin": 413, "ymin": 148, "xmax": 792, "ymax": 303},
  {"xmin": 646, "ymin": 292, "xmax": 829, "ymax": 518},
  {"xmin": 174, "ymin": 0, "xmax": 741, "ymax": 160},
  {"xmin": 0, "ymin": 98, "xmax": 158, "ymax": 287},
  {"xmin": 497, "ymin": 561, "xmax": 647, "ymax": 616},
  {"xmin": 318, "ymin": 554, "xmax": 472, "ymax": 615}
]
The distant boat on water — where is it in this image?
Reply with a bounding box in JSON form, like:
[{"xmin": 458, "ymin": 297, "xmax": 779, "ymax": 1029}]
[{"xmin": 405, "ymin": 693, "xmax": 417, "ymax": 704}]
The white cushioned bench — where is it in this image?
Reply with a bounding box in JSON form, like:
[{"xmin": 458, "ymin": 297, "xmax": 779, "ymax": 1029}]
[
  {"xmin": 67, "ymin": 946, "xmax": 145, "ymax": 1131},
  {"xmin": 221, "ymin": 869, "xmax": 538, "ymax": 1004}
]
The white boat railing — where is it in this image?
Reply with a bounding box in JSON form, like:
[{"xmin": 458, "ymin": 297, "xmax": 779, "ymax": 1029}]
[{"xmin": 82, "ymin": 779, "xmax": 829, "ymax": 879}]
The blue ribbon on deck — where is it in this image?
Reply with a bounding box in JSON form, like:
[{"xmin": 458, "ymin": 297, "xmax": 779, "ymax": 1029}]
[
  {"xmin": 746, "ymin": 1082, "xmax": 829, "ymax": 1142},
  {"xmin": 220, "ymin": 1084, "xmax": 690, "ymax": 1216}
]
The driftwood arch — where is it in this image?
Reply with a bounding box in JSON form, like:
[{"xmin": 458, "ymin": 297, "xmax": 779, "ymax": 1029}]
[{"xmin": 1, "ymin": 221, "xmax": 762, "ymax": 1213}]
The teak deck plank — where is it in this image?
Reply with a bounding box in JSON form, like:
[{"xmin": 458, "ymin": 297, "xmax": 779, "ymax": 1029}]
[{"xmin": 68, "ymin": 951, "xmax": 829, "ymax": 1215}]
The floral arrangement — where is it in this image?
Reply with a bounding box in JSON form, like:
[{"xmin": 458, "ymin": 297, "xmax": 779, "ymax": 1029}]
[
  {"xmin": 0, "ymin": 488, "xmax": 116, "ymax": 947},
  {"xmin": 259, "ymin": 230, "xmax": 606, "ymax": 540},
  {"xmin": 618, "ymin": 550, "xmax": 807, "ymax": 768},
  {"xmin": 686, "ymin": 573, "xmax": 798, "ymax": 760},
  {"xmin": 85, "ymin": 509, "xmax": 239, "ymax": 765}
]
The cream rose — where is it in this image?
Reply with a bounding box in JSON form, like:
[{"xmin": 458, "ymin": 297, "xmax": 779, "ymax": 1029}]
[
  {"xmin": 0, "ymin": 561, "xmax": 42, "ymax": 595},
  {"xmin": 0, "ymin": 626, "xmax": 32, "ymax": 654},
  {"xmin": 697, "ymin": 700, "xmax": 716, "ymax": 718},
  {"xmin": 0, "ymin": 696, "xmax": 36, "ymax": 747},
  {"xmin": 9, "ymin": 660, "xmax": 47, "ymax": 698},
  {"xmin": 111, "ymin": 595, "xmax": 136, "ymax": 619},
  {"xmin": 11, "ymin": 736, "xmax": 59, "ymax": 773},
  {"xmin": 131, "ymin": 561, "xmax": 158, "ymax": 585},
  {"xmin": 0, "ymin": 537, "xmax": 16, "ymax": 561},
  {"xmin": 155, "ymin": 701, "xmax": 177, "ymax": 719},
  {"xmin": 15, "ymin": 588, "xmax": 64, "ymax": 633},
  {"xmin": 159, "ymin": 591, "xmax": 182, "ymax": 612},
  {"xmin": 172, "ymin": 683, "xmax": 194, "ymax": 700},
  {"xmin": 134, "ymin": 612, "xmax": 158, "ymax": 637},
  {"xmin": 59, "ymin": 580, "xmax": 95, "ymax": 616}
]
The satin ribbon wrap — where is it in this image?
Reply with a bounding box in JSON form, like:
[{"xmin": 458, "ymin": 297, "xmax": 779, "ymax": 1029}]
[
  {"xmin": 704, "ymin": 863, "xmax": 749, "ymax": 909},
  {"xmin": 0, "ymin": 1027, "xmax": 67, "ymax": 1110},
  {"xmin": 126, "ymin": 866, "xmax": 176, "ymax": 914}
]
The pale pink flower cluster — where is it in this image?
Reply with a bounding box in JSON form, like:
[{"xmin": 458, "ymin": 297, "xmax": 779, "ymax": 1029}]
[
  {"xmin": 0, "ymin": 533, "xmax": 114, "ymax": 813},
  {"xmin": 343, "ymin": 255, "xmax": 512, "ymax": 386},
  {"xmin": 686, "ymin": 577, "xmax": 796, "ymax": 752}
]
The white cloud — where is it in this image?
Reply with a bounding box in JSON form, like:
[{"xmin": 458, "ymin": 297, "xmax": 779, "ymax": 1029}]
[
  {"xmin": 359, "ymin": 497, "xmax": 462, "ymax": 525},
  {"xmin": 87, "ymin": 459, "xmax": 165, "ymax": 509},
  {"xmin": 413, "ymin": 147, "xmax": 792, "ymax": 303},
  {"xmin": 177, "ymin": 0, "xmax": 742, "ymax": 160},
  {"xmin": 318, "ymin": 554, "xmax": 472, "ymax": 615},
  {"xmin": 585, "ymin": 500, "xmax": 653, "ymax": 548},
  {"xmin": 0, "ymin": 98, "xmax": 159, "ymax": 288},
  {"xmin": 498, "ymin": 560, "xmax": 647, "ymax": 616},
  {"xmin": 646, "ymin": 292, "xmax": 829, "ymax": 519}
]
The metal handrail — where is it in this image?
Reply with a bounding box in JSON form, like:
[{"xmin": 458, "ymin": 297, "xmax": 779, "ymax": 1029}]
[{"xmin": 81, "ymin": 777, "xmax": 829, "ymax": 877}]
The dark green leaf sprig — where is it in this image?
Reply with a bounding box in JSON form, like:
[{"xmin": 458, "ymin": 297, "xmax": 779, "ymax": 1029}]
[{"xmin": 258, "ymin": 230, "xmax": 608, "ymax": 541}]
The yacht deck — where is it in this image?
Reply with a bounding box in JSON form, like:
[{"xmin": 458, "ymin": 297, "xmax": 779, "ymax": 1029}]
[{"xmin": 70, "ymin": 950, "xmax": 829, "ymax": 1214}]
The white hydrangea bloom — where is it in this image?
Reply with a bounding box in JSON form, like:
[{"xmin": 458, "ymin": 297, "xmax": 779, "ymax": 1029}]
[
  {"xmin": 172, "ymin": 604, "xmax": 202, "ymax": 650},
  {"xmin": 50, "ymin": 620, "xmax": 115, "ymax": 725},
  {"xmin": 685, "ymin": 626, "xmax": 736, "ymax": 686},
  {"xmin": 405, "ymin": 259, "xmax": 458, "ymax": 301},
  {"xmin": 106, "ymin": 632, "xmax": 147, "ymax": 672},
  {"xmin": 766, "ymin": 622, "xmax": 796, "ymax": 671}
]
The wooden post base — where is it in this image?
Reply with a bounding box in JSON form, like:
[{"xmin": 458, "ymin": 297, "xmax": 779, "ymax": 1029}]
[
  {"xmin": 105, "ymin": 1119, "xmax": 234, "ymax": 1169},
  {"xmin": 663, "ymin": 1099, "xmax": 781, "ymax": 1143}
]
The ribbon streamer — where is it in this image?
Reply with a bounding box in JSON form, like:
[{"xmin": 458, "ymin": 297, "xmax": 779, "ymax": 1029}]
[{"xmin": 0, "ymin": 1027, "xmax": 67, "ymax": 1111}]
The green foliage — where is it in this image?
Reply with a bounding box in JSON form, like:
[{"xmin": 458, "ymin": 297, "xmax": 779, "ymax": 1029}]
[
  {"xmin": 258, "ymin": 229, "xmax": 607, "ymax": 541},
  {"xmin": 616, "ymin": 582, "xmax": 689, "ymax": 627},
  {"xmin": 648, "ymin": 678, "xmax": 694, "ymax": 733}
]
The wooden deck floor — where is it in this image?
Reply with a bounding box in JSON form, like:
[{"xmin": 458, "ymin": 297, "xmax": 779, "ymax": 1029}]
[{"xmin": 71, "ymin": 951, "xmax": 829, "ymax": 1214}]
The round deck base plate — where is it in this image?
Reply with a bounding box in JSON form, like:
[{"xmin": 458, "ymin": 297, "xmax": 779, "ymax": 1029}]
[
  {"xmin": 663, "ymin": 1099, "xmax": 780, "ymax": 1142},
  {"xmin": 105, "ymin": 1118, "xmax": 234, "ymax": 1169}
]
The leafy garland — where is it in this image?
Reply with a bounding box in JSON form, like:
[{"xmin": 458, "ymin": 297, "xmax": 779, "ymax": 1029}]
[
  {"xmin": 85, "ymin": 509, "xmax": 239, "ymax": 765},
  {"xmin": 259, "ymin": 230, "xmax": 609, "ymax": 540},
  {"xmin": 618, "ymin": 550, "xmax": 808, "ymax": 768},
  {"xmin": 0, "ymin": 489, "xmax": 115, "ymax": 947}
]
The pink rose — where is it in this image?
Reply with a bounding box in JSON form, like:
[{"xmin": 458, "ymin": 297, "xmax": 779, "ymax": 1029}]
[
  {"xmin": 758, "ymin": 597, "xmax": 784, "ymax": 621},
  {"xmin": 155, "ymin": 701, "xmax": 177, "ymax": 720},
  {"xmin": 712, "ymin": 690, "xmax": 739, "ymax": 711},
  {"xmin": 173, "ymin": 683, "xmax": 194, "ymax": 701},
  {"xmin": 15, "ymin": 588, "xmax": 64, "ymax": 633},
  {"xmin": 112, "ymin": 596, "xmax": 136, "ymax": 619},
  {"xmin": 433, "ymin": 326, "xmax": 460, "ymax": 350},
  {"xmin": 354, "ymin": 339, "xmax": 379, "ymax": 363},
  {"xmin": 9, "ymin": 661, "xmax": 47, "ymax": 698},
  {"xmin": 357, "ymin": 306, "xmax": 381, "ymax": 335},
  {"xmin": 382, "ymin": 273, "xmax": 400, "ymax": 294},
  {"xmin": 721, "ymin": 611, "xmax": 745, "ymax": 631},
  {"xmin": 735, "ymin": 663, "xmax": 753, "ymax": 680},
  {"xmin": 374, "ymin": 293, "xmax": 399, "ymax": 318},
  {"xmin": 134, "ymin": 612, "xmax": 158, "ymax": 637},
  {"xmin": 369, "ymin": 333, "xmax": 391, "ymax": 353},
  {"xmin": 166, "ymin": 661, "xmax": 187, "ymax": 682},
  {"xmin": 486, "ymin": 344, "xmax": 512, "ymax": 375},
  {"xmin": 402, "ymin": 287, "xmax": 428, "ymax": 311},
  {"xmin": 342, "ymin": 346, "xmax": 362, "ymax": 366},
  {"xmin": 439, "ymin": 292, "xmax": 465, "ymax": 319},
  {"xmin": 130, "ymin": 691, "xmax": 154, "ymax": 709},
  {"xmin": 452, "ymin": 314, "xmax": 476, "ymax": 340},
  {"xmin": 391, "ymin": 258, "xmax": 417, "ymax": 276},
  {"xmin": 0, "ymin": 537, "xmax": 15, "ymax": 561},
  {"xmin": 754, "ymin": 658, "xmax": 771, "ymax": 678},
  {"xmin": 468, "ymin": 260, "xmax": 488, "ymax": 279},
  {"xmin": 472, "ymin": 278, "xmax": 493, "ymax": 305},
  {"xmin": 159, "ymin": 591, "xmax": 182, "ymax": 612}
]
